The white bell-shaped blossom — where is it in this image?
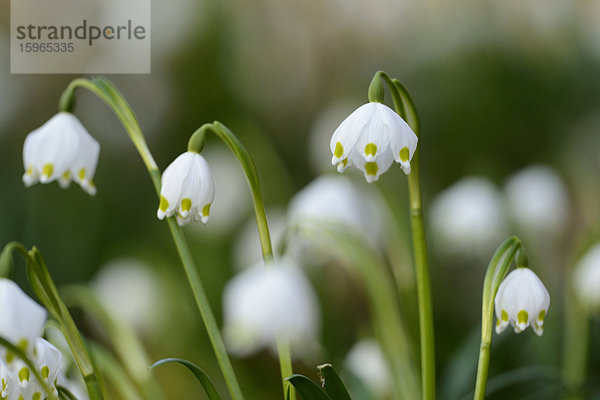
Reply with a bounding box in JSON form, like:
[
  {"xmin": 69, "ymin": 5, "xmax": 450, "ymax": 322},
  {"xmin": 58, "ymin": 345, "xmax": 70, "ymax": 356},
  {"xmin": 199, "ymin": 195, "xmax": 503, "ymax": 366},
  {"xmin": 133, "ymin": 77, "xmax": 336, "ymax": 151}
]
[
  {"xmin": 287, "ymin": 175, "xmax": 385, "ymax": 252},
  {"xmin": 505, "ymin": 165, "xmax": 570, "ymax": 239},
  {"xmin": 157, "ymin": 151, "xmax": 215, "ymax": 226},
  {"xmin": 430, "ymin": 177, "xmax": 508, "ymax": 261},
  {"xmin": 330, "ymin": 102, "xmax": 418, "ymax": 182},
  {"xmin": 22, "ymin": 112, "xmax": 100, "ymax": 195},
  {"xmin": 222, "ymin": 258, "xmax": 320, "ymax": 358},
  {"xmin": 92, "ymin": 258, "xmax": 166, "ymax": 334},
  {"xmin": 344, "ymin": 339, "xmax": 391, "ymax": 398},
  {"xmin": 494, "ymin": 267, "xmax": 550, "ymax": 336},
  {"xmin": 0, "ymin": 279, "xmax": 47, "ymax": 360},
  {"xmin": 573, "ymin": 243, "xmax": 600, "ymax": 313}
]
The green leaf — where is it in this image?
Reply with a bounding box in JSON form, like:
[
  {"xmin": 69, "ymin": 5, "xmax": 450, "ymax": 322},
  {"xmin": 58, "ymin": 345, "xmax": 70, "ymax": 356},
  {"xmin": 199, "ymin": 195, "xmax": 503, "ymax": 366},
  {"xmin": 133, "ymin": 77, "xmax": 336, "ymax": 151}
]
[
  {"xmin": 150, "ymin": 358, "xmax": 222, "ymax": 400},
  {"xmin": 317, "ymin": 364, "xmax": 352, "ymax": 400},
  {"xmin": 285, "ymin": 375, "xmax": 332, "ymax": 400},
  {"xmin": 57, "ymin": 385, "xmax": 79, "ymax": 400}
]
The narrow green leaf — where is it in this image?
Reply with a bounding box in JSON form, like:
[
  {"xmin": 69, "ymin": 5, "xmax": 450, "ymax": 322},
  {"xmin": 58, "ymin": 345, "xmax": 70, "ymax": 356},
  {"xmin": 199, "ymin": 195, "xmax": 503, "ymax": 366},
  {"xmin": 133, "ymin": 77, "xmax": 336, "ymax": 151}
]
[
  {"xmin": 57, "ymin": 385, "xmax": 80, "ymax": 400},
  {"xmin": 285, "ymin": 375, "xmax": 333, "ymax": 400},
  {"xmin": 318, "ymin": 364, "xmax": 352, "ymax": 400},
  {"xmin": 150, "ymin": 358, "xmax": 222, "ymax": 400}
]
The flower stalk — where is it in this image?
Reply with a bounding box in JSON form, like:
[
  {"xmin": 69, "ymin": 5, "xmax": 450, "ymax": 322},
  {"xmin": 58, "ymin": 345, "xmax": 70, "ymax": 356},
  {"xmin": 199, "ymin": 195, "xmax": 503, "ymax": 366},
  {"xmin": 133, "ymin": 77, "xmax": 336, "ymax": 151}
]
[
  {"xmin": 372, "ymin": 71, "xmax": 435, "ymax": 400},
  {"xmin": 58, "ymin": 78, "xmax": 244, "ymax": 400},
  {"xmin": 473, "ymin": 237, "xmax": 522, "ymax": 400},
  {"xmin": 187, "ymin": 122, "xmax": 294, "ymax": 400}
]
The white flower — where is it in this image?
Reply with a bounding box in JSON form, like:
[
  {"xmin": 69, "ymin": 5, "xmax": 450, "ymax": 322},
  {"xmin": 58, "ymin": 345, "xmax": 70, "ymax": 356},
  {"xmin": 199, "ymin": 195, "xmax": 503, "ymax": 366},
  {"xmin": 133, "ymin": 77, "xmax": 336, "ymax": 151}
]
[
  {"xmin": 505, "ymin": 165, "xmax": 570, "ymax": 239},
  {"xmin": 0, "ymin": 279, "xmax": 47, "ymax": 359},
  {"xmin": 345, "ymin": 339, "xmax": 391, "ymax": 398},
  {"xmin": 287, "ymin": 175, "xmax": 384, "ymax": 252},
  {"xmin": 330, "ymin": 102, "xmax": 418, "ymax": 182},
  {"xmin": 92, "ymin": 258, "xmax": 165, "ymax": 334},
  {"xmin": 157, "ymin": 151, "xmax": 215, "ymax": 226},
  {"xmin": 222, "ymin": 259, "xmax": 320, "ymax": 358},
  {"xmin": 430, "ymin": 177, "xmax": 508, "ymax": 261},
  {"xmin": 495, "ymin": 268, "xmax": 550, "ymax": 336},
  {"xmin": 22, "ymin": 112, "xmax": 100, "ymax": 195},
  {"xmin": 573, "ymin": 243, "xmax": 600, "ymax": 313}
]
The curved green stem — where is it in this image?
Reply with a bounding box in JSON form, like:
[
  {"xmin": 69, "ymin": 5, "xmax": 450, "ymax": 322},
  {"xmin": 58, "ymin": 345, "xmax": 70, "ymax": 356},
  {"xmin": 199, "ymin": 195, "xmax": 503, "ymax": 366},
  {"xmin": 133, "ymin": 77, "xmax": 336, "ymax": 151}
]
[
  {"xmin": 188, "ymin": 122, "xmax": 294, "ymax": 400},
  {"xmin": 376, "ymin": 72, "xmax": 434, "ymax": 400},
  {"xmin": 473, "ymin": 237, "xmax": 521, "ymax": 400},
  {"xmin": 59, "ymin": 78, "xmax": 244, "ymax": 400},
  {"xmin": 1, "ymin": 242, "xmax": 104, "ymax": 400}
]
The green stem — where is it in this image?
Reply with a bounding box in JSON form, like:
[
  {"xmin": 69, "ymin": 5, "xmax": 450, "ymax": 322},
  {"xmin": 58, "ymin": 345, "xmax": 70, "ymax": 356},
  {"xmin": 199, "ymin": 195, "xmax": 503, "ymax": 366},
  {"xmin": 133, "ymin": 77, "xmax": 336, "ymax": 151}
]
[
  {"xmin": 377, "ymin": 72, "xmax": 433, "ymax": 400},
  {"xmin": 188, "ymin": 122, "xmax": 295, "ymax": 400},
  {"xmin": 59, "ymin": 78, "xmax": 244, "ymax": 400},
  {"xmin": 562, "ymin": 272, "xmax": 589, "ymax": 400},
  {"xmin": 473, "ymin": 237, "xmax": 521, "ymax": 400}
]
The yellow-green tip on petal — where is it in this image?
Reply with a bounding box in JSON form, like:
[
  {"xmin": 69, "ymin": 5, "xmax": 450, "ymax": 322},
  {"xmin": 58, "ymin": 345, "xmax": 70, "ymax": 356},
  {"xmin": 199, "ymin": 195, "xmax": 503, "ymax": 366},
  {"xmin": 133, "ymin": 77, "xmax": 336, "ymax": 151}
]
[
  {"xmin": 365, "ymin": 143, "xmax": 377, "ymax": 157},
  {"xmin": 365, "ymin": 162, "xmax": 378, "ymax": 176},
  {"xmin": 334, "ymin": 142, "xmax": 344, "ymax": 159},
  {"xmin": 181, "ymin": 198, "xmax": 192, "ymax": 212},
  {"xmin": 42, "ymin": 163, "xmax": 54, "ymax": 178},
  {"xmin": 517, "ymin": 310, "xmax": 528, "ymax": 325},
  {"xmin": 159, "ymin": 195, "xmax": 169, "ymax": 212},
  {"xmin": 399, "ymin": 146, "xmax": 410, "ymax": 162},
  {"xmin": 202, "ymin": 204, "xmax": 211, "ymax": 217}
]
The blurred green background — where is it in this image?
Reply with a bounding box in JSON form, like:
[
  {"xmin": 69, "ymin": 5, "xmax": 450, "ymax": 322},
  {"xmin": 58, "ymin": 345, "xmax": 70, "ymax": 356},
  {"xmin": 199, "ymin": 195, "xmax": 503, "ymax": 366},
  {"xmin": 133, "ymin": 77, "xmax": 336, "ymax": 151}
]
[{"xmin": 2, "ymin": 0, "xmax": 600, "ymax": 399}]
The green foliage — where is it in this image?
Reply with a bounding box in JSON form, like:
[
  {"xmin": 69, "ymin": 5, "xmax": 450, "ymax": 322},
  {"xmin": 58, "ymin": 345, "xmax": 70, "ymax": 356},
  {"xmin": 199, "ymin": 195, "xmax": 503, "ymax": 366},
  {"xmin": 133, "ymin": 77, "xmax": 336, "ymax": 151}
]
[{"xmin": 150, "ymin": 358, "xmax": 222, "ymax": 400}]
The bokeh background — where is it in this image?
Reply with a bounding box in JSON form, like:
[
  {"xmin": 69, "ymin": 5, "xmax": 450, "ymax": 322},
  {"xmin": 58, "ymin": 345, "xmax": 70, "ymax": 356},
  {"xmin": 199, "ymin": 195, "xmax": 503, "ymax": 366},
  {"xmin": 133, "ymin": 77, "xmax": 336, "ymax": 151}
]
[{"xmin": 1, "ymin": 0, "xmax": 600, "ymax": 399}]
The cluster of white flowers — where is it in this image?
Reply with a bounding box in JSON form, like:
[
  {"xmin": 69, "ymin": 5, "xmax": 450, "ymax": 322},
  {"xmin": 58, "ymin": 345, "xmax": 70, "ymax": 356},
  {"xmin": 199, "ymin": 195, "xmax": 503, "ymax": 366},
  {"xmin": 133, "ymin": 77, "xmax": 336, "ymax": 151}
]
[
  {"xmin": 22, "ymin": 113, "xmax": 100, "ymax": 196},
  {"xmin": 494, "ymin": 267, "xmax": 550, "ymax": 336},
  {"xmin": 430, "ymin": 166, "xmax": 570, "ymax": 261},
  {"xmin": 0, "ymin": 279, "xmax": 63, "ymax": 400}
]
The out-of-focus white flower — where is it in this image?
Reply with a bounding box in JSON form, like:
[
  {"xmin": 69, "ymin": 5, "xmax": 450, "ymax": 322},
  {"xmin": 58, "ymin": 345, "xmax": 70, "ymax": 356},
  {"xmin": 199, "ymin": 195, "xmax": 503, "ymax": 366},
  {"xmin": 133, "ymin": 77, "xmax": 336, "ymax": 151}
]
[
  {"xmin": 222, "ymin": 259, "xmax": 320, "ymax": 358},
  {"xmin": 233, "ymin": 208, "xmax": 287, "ymax": 270},
  {"xmin": 573, "ymin": 243, "xmax": 600, "ymax": 313},
  {"xmin": 288, "ymin": 175, "xmax": 384, "ymax": 251},
  {"xmin": 0, "ymin": 279, "xmax": 47, "ymax": 358},
  {"xmin": 157, "ymin": 151, "xmax": 215, "ymax": 226},
  {"xmin": 430, "ymin": 177, "xmax": 508, "ymax": 261},
  {"xmin": 330, "ymin": 102, "xmax": 418, "ymax": 182},
  {"xmin": 345, "ymin": 339, "xmax": 391, "ymax": 398},
  {"xmin": 495, "ymin": 267, "xmax": 550, "ymax": 336},
  {"xmin": 22, "ymin": 112, "xmax": 100, "ymax": 195},
  {"xmin": 505, "ymin": 165, "xmax": 570, "ymax": 239},
  {"xmin": 92, "ymin": 259, "xmax": 164, "ymax": 334}
]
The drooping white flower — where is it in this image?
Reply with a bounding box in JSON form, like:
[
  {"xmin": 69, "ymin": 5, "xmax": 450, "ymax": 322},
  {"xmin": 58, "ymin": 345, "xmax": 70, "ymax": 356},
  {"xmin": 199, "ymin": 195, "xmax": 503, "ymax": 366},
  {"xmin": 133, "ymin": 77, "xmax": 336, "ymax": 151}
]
[
  {"xmin": 222, "ymin": 258, "xmax": 320, "ymax": 358},
  {"xmin": 157, "ymin": 151, "xmax": 215, "ymax": 226},
  {"xmin": 430, "ymin": 177, "xmax": 508, "ymax": 261},
  {"xmin": 573, "ymin": 243, "xmax": 600, "ymax": 313},
  {"xmin": 0, "ymin": 279, "xmax": 47, "ymax": 360},
  {"xmin": 92, "ymin": 258, "xmax": 165, "ymax": 334},
  {"xmin": 22, "ymin": 112, "xmax": 100, "ymax": 195},
  {"xmin": 344, "ymin": 339, "xmax": 391, "ymax": 398},
  {"xmin": 330, "ymin": 102, "xmax": 418, "ymax": 182},
  {"xmin": 505, "ymin": 165, "xmax": 570, "ymax": 239},
  {"xmin": 287, "ymin": 175, "xmax": 384, "ymax": 251},
  {"xmin": 495, "ymin": 268, "xmax": 550, "ymax": 336}
]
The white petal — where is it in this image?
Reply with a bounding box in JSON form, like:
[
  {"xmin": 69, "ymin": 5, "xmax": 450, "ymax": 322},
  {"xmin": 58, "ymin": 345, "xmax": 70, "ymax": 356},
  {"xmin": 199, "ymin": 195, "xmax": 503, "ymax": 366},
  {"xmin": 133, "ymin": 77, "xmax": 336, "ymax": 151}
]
[
  {"xmin": 330, "ymin": 104, "xmax": 374, "ymax": 165},
  {"xmin": 350, "ymin": 145, "xmax": 394, "ymax": 183},
  {"xmin": 157, "ymin": 152, "xmax": 194, "ymax": 219},
  {"xmin": 0, "ymin": 279, "xmax": 47, "ymax": 355},
  {"xmin": 355, "ymin": 103, "xmax": 390, "ymax": 162}
]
